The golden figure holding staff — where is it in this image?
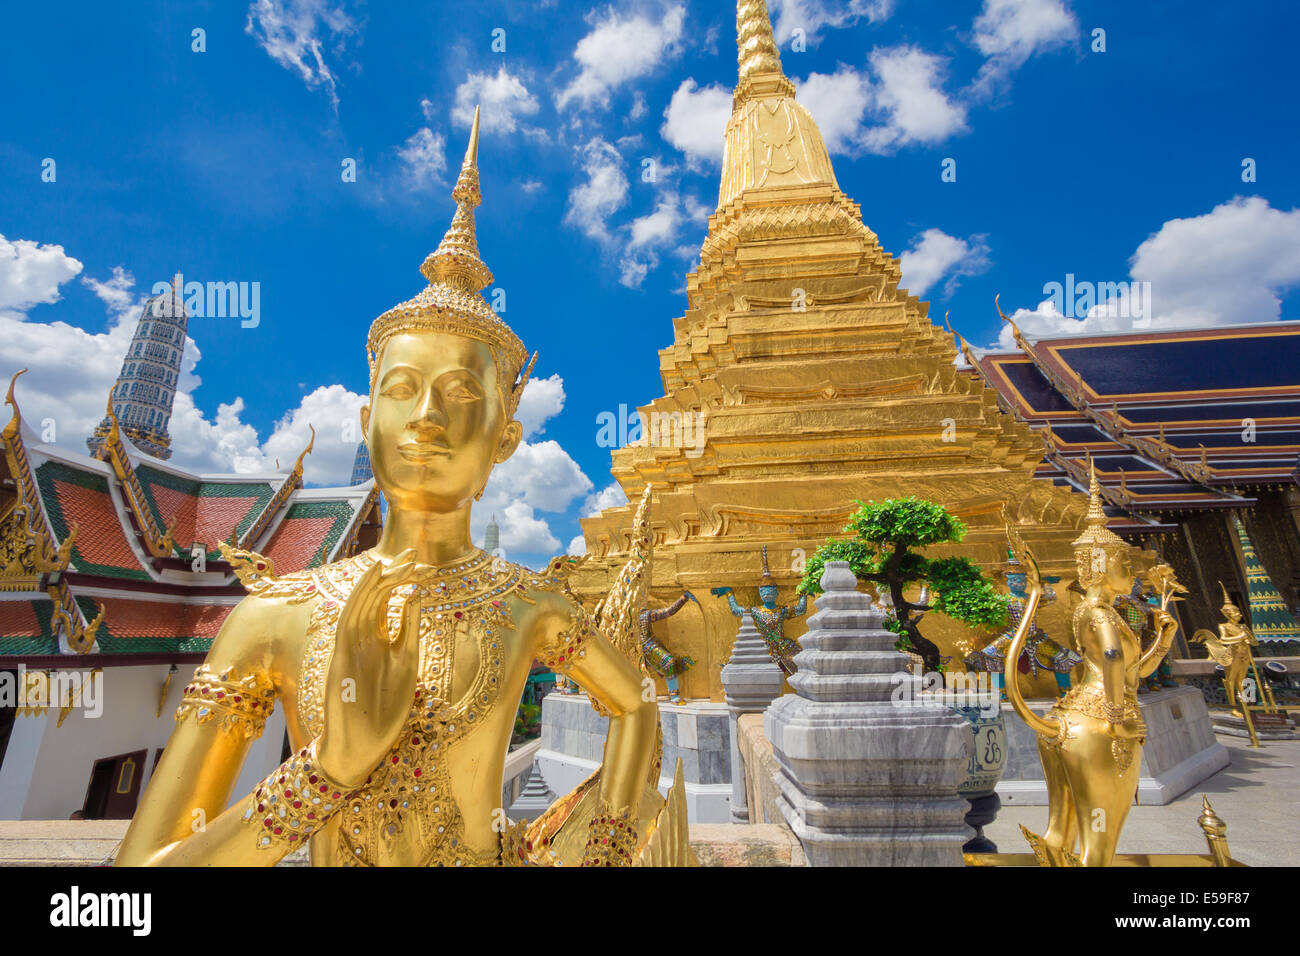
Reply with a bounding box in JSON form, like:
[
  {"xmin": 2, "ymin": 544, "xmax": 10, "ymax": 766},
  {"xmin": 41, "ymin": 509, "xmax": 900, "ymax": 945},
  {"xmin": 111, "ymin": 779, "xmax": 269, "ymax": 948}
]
[
  {"xmin": 1191, "ymin": 584, "xmax": 1259, "ymax": 717},
  {"xmin": 117, "ymin": 109, "xmax": 681, "ymax": 867},
  {"xmin": 1003, "ymin": 461, "xmax": 1183, "ymax": 866}
]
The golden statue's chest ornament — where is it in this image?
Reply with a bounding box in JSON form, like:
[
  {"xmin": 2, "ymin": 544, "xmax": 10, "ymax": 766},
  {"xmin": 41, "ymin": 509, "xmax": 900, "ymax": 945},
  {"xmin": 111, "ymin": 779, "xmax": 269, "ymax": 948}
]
[{"xmin": 222, "ymin": 545, "xmax": 584, "ymax": 866}]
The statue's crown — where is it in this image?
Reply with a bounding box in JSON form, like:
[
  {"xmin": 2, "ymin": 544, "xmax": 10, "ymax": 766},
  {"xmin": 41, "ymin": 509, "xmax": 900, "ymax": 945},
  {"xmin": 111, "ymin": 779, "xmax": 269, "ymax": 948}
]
[
  {"xmin": 367, "ymin": 106, "xmax": 534, "ymax": 414},
  {"xmin": 1072, "ymin": 458, "xmax": 1126, "ymax": 553}
]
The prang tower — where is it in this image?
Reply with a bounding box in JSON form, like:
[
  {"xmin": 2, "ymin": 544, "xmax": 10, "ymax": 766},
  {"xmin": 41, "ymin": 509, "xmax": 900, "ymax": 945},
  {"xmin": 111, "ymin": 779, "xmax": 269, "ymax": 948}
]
[
  {"xmin": 572, "ymin": 0, "xmax": 1097, "ymax": 701},
  {"xmin": 87, "ymin": 274, "xmax": 188, "ymax": 461}
]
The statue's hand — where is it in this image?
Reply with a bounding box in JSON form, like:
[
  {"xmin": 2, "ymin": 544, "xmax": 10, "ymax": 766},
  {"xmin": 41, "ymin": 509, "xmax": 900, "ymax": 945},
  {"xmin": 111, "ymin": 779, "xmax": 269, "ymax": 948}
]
[
  {"xmin": 1151, "ymin": 607, "xmax": 1178, "ymax": 637},
  {"xmin": 1107, "ymin": 716, "xmax": 1144, "ymax": 740},
  {"xmin": 710, "ymin": 587, "xmax": 732, "ymax": 597},
  {"xmin": 317, "ymin": 552, "xmax": 422, "ymax": 788},
  {"xmin": 684, "ymin": 590, "xmax": 698, "ymax": 603}
]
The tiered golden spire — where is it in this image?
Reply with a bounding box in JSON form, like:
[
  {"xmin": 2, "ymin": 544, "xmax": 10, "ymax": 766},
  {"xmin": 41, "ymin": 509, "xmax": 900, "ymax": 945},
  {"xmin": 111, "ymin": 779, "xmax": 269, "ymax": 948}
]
[
  {"xmin": 367, "ymin": 105, "xmax": 533, "ymax": 407},
  {"xmin": 1073, "ymin": 458, "xmax": 1125, "ymax": 551},
  {"xmin": 737, "ymin": 0, "xmax": 784, "ymax": 81}
]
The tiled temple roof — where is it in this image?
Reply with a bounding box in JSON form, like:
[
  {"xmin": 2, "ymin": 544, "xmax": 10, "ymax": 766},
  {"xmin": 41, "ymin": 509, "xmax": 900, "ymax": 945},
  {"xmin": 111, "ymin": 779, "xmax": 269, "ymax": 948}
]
[
  {"xmin": 968, "ymin": 322, "xmax": 1300, "ymax": 521},
  {"xmin": 35, "ymin": 459, "xmax": 151, "ymax": 581},
  {"xmin": 135, "ymin": 463, "xmax": 278, "ymax": 555},
  {"xmin": 262, "ymin": 498, "xmax": 361, "ymax": 574}
]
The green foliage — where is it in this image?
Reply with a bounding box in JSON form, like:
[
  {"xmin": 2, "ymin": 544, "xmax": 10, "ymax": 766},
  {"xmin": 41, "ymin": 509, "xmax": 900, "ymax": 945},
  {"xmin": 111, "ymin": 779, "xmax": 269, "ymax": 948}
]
[
  {"xmin": 927, "ymin": 557, "xmax": 1010, "ymax": 630},
  {"xmin": 797, "ymin": 498, "xmax": 1006, "ymax": 652},
  {"xmin": 845, "ymin": 497, "xmax": 967, "ymax": 550}
]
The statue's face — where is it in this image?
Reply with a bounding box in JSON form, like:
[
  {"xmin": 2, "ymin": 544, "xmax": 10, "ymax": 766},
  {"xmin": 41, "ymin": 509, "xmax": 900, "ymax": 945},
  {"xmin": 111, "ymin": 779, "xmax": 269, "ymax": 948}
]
[
  {"xmin": 759, "ymin": 584, "xmax": 778, "ymax": 608},
  {"xmin": 1006, "ymin": 572, "xmax": 1027, "ymax": 594},
  {"xmin": 362, "ymin": 331, "xmax": 520, "ymax": 513},
  {"xmin": 1103, "ymin": 548, "xmax": 1132, "ymax": 593},
  {"xmin": 1222, "ymin": 602, "xmax": 1241, "ymax": 622}
]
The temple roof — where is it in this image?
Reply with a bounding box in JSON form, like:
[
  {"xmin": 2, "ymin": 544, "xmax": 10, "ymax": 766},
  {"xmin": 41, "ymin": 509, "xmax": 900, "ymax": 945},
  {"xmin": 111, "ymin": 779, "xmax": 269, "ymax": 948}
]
[
  {"xmin": 2, "ymin": 387, "xmax": 380, "ymax": 660},
  {"xmin": 969, "ymin": 322, "xmax": 1300, "ymax": 520}
]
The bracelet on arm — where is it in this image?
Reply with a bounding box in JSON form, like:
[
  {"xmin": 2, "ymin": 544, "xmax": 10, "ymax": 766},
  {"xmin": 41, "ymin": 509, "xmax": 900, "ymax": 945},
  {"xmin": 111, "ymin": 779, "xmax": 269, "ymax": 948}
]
[
  {"xmin": 243, "ymin": 740, "xmax": 357, "ymax": 851},
  {"xmin": 174, "ymin": 664, "xmax": 276, "ymax": 739}
]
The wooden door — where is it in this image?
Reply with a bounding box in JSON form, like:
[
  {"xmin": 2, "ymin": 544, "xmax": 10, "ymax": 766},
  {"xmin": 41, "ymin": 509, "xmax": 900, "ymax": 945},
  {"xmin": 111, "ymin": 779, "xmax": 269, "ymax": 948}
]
[{"xmin": 82, "ymin": 749, "xmax": 148, "ymax": 819}]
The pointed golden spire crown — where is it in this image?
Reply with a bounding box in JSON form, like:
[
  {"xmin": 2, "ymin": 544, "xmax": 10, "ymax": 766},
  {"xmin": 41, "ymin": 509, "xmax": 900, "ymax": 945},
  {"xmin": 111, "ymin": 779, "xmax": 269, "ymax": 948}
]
[
  {"xmin": 737, "ymin": 0, "xmax": 785, "ymax": 84},
  {"xmin": 367, "ymin": 105, "xmax": 533, "ymax": 412},
  {"xmin": 1073, "ymin": 458, "xmax": 1127, "ymax": 583}
]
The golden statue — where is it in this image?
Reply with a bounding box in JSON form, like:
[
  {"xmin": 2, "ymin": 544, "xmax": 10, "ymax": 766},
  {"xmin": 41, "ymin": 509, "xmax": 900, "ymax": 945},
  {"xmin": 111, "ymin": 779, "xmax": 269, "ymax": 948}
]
[
  {"xmin": 117, "ymin": 109, "xmax": 687, "ymax": 867},
  {"xmin": 1191, "ymin": 583, "xmax": 1259, "ymax": 716},
  {"xmin": 1003, "ymin": 461, "xmax": 1183, "ymax": 866}
]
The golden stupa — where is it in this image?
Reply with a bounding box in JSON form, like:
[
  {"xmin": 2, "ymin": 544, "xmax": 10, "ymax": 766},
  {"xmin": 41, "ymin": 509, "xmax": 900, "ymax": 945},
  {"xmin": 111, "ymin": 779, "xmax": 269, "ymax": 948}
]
[{"xmin": 572, "ymin": 0, "xmax": 1099, "ymax": 701}]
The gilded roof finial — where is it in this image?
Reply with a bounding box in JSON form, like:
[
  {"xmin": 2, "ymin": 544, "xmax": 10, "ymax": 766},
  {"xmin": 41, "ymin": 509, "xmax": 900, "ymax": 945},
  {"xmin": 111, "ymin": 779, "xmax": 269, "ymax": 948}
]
[
  {"xmin": 3, "ymin": 368, "xmax": 27, "ymax": 442},
  {"xmin": 1073, "ymin": 456, "xmax": 1125, "ymax": 550},
  {"xmin": 737, "ymin": 0, "xmax": 785, "ymax": 82}
]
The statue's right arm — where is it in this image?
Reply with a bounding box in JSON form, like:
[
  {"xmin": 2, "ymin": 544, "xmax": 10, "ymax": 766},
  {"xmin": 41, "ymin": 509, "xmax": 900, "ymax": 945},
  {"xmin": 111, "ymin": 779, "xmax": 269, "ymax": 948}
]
[
  {"xmin": 725, "ymin": 593, "xmax": 745, "ymax": 618},
  {"xmin": 115, "ymin": 596, "xmax": 313, "ymax": 866}
]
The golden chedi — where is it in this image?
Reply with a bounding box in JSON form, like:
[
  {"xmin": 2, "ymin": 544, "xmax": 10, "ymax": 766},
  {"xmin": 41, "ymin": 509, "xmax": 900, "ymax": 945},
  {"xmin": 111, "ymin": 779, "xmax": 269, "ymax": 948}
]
[
  {"xmin": 117, "ymin": 110, "xmax": 684, "ymax": 867},
  {"xmin": 1004, "ymin": 462, "xmax": 1181, "ymax": 866},
  {"xmin": 573, "ymin": 0, "xmax": 1108, "ymax": 701}
]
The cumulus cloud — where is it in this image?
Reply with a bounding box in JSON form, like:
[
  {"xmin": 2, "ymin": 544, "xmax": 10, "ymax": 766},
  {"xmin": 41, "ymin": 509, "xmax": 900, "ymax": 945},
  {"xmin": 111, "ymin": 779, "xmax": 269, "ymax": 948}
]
[
  {"xmin": 860, "ymin": 46, "xmax": 967, "ymax": 152},
  {"xmin": 900, "ymin": 228, "xmax": 992, "ymax": 299},
  {"xmin": 449, "ymin": 67, "xmax": 541, "ymax": 136},
  {"xmin": 567, "ymin": 533, "xmax": 588, "ymax": 556},
  {"xmin": 515, "ymin": 373, "xmax": 565, "ymax": 439},
  {"xmin": 995, "ymin": 197, "xmax": 1300, "ymax": 347},
  {"xmin": 582, "ymin": 482, "xmax": 628, "ymax": 517},
  {"xmin": 565, "ymin": 137, "xmax": 630, "ymax": 245},
  {"xmin": 661, "ymin": 79, "xmax": 732, "ymax": 166},
  {"xmin": 556, "ymin": 3, "xmax": 686, "ymax": 110},
  {"xmin": 768, "ymin": 0, "xmax": 894, "ymax": 45},
  {"xmin": 396, "ymin": 127, "xmax": 448, "ymax": 191},
  {"xmin": 0, "ymin": 235, "xmax": 83, "ymax": 319},
  {"xmin": 970, "ymin": 0, "xmax": 1078, "ymax": 97},
  {"xmin": 795, "ymin": 67, "xmax": 874, "ymax": 154},
  {"xmin": 244, "ymin": 0, "xmax": 359, "ymax": 108}
]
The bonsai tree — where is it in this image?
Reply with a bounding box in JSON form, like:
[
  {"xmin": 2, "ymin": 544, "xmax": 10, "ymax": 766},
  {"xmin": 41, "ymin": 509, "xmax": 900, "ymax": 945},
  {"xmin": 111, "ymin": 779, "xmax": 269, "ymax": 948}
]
[{"xmin": 798, "ymin": 497, "xmax": 1009, "ymax": 674}]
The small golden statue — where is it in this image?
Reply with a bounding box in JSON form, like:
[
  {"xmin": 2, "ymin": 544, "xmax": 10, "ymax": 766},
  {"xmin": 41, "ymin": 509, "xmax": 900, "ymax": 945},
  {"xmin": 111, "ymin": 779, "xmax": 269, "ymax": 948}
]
[
  {"xmin": 1004, "ymin": 461, "xmax": 1183, "ymax": 866},
  {"xmin": 1191, "ymin": 583, "xmax": 1259, "ymax": 717},
  {"xmin": 117, "ymin": 109, "xmax": 688, "ymax": 867}
]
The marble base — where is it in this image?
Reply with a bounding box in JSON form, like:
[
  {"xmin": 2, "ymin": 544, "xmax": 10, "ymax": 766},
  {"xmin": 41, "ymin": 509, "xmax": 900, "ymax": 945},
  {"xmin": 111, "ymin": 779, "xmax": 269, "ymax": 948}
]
[
  {"xmin": 535, "ymin": 692, "xmax": 733, "ymax": 823},
  {"xmin": 997, "ymin": 686, "xmax": 1230, "ymax": 806},
  {"xmin": 1211, "ymin": 711, "xmax": 1299, "ymax": 740}
]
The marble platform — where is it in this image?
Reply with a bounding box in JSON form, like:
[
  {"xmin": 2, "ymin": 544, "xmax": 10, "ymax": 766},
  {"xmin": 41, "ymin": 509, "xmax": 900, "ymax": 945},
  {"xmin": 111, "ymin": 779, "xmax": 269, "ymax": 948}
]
[
  {"xmin": 535, "ymin": 692, "xmax": 733, "ymax": 823},
  {"xmin": 997, "ymin": 686, "xmax": 1230, "ymax": 806}
]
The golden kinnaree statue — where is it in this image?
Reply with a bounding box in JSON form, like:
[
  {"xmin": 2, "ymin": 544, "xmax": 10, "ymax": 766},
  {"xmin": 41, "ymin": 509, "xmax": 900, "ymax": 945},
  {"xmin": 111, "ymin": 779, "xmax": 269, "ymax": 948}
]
[
  {"xmin": 117, "ymin": 108, "xmax": 689, "ymax": 867},
  {"xmin": 1003, "ymin": 461, "xmax": 1183, "ymax": 866},
  {"xmin": 1191, "ymin": 583, "xmax": 1259, "ymax": 716}
]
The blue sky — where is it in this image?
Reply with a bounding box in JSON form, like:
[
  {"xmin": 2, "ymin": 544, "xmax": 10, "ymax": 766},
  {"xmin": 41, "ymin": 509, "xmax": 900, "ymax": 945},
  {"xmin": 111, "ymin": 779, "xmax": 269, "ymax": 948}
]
[{"xmin": 2, "ymin": 0, "xmax": 1298, "ymax": 569}]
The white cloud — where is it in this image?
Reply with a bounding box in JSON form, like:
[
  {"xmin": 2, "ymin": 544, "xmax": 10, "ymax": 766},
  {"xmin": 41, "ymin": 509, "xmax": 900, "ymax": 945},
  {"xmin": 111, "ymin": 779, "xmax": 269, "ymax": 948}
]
[
  {"xmin": 582, "ymin": 482, "xmax": 628, "ymax": 516},
  {"xmin": 768, "ymin": 0, "xmax": 895, "ymax": 44},
  {"xmin": 995, "ymin": 197, "xmax": 1300, "ymax": 347},
  {"xmin": 450, "ymin": 67, "xmax": 541, "ymax": 135},
  {"xmin": 971, "ymin": 0, "xmax": 1078, "ymax": 97},
  {"xmin": 900, "ymin": 228, "xmax": 991, "ymax": 299},
  {"xmin": 661, "ymin": 79, "xmax": 732, "ymax": 166},
  {"xmin": 0, "ymin": 235, "xmax": 83, "ymax": 319},
  {"xmin": 515, "ymin": 373, "xmax": 565, "ymax": 439},
  {"xmin": 567, "ymin": 533, "xmax": 588, "ymax": 556},
  {"xmin": 861, "ymin": 46, "xmax": 967, "ymax": 152},
  {"xmin": 556, "ymin": 4, "xmax": 686, "ymax": 110},
  {"xmin": 397, "ymin": 127, "xmax": 448, "ymax": 191},
  {"xmin": 795, "ymin": 67, "xmax": 873, "ymax": 154},
  {"xmin": 565, "ymin": 137, "xmax": 629, "ymax": 244},
  {"xmin": 245, "ymin": 0, "xmax": 358, "ymax": 108}
]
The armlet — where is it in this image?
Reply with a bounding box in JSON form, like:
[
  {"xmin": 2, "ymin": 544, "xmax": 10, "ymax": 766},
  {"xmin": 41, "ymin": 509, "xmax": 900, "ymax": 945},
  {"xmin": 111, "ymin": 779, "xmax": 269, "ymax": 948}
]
[
  {"xmin": 537, "ymin": 608, "xmax": 597, "ymax": 672},
  {"xmin": 174, "ymin": 664, "xmax": 276, "ymax": 739},
  {"xmin": 581, "ymin": 800, "xmax": 639, "ymax": 867}
]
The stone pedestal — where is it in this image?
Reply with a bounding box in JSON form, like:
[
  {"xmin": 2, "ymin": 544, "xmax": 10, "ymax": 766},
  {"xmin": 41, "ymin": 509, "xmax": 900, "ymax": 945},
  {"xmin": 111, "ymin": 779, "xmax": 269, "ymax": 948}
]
[
  {"xmin": 536, "ymin": 692, "xmax": 732, "ymax": 822},
  {"xmin": 765, "ymin": 562, "xmax": 972, "ymax": 866},
  {"xmin": 997, "ymin": 687, "xmax": 1231, "ymax": 804},
  {"xmin": 720, "ymin": 612, "xmax": 786, "ymax": 823}
]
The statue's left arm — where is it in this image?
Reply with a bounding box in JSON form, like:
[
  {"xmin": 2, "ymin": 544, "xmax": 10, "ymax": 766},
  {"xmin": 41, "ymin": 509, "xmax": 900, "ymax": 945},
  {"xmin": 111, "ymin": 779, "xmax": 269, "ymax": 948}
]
[
  {"xmin": 532, "ymin": 596, "xmax": 658, "ymax": 831},
  {"xmin": 646, "ymin": 592, "xmax": 691, "ymax": 624},
  {"xmin": 792, "ymin": 594, "xmax": 808, "ymax": 617}
]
